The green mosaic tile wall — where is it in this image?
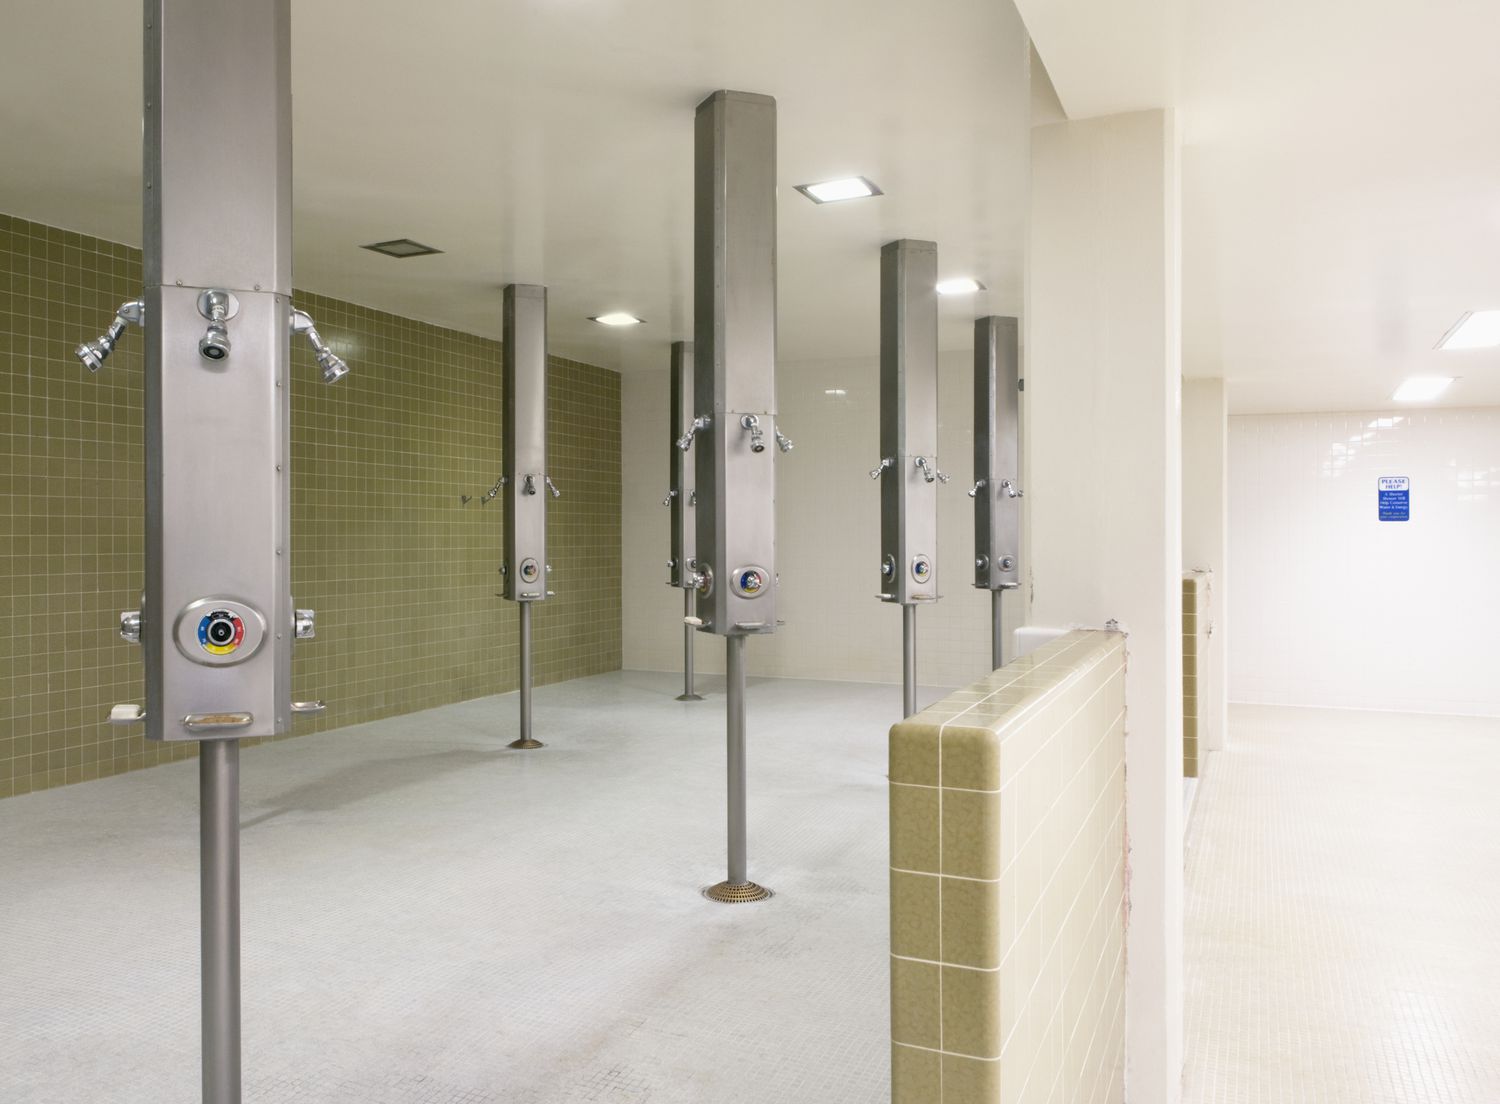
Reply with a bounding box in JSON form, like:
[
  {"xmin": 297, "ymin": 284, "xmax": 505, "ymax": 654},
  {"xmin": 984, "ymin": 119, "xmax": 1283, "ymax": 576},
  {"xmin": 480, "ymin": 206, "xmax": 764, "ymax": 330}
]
[{"xmin": 0, "ymin": 214, "xmax": 622, "ymax": 799}]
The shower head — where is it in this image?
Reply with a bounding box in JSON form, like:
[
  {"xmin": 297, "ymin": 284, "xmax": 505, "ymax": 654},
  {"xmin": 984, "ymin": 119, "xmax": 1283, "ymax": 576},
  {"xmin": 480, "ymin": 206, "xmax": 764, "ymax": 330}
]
[
  {"xmin": 74, "ymin": 299, "xmax": 144, "ymax": 373},
  {"xmin": 316, "ymin": 348, "xmax": 349, "ymax": 384},
  {"xmin": 290, "ymin": 307, "xmax": 351, "ymax": 384},
  {"xmin": 199, "ymin": 320, "xmax": 231, "ymax": 361}
]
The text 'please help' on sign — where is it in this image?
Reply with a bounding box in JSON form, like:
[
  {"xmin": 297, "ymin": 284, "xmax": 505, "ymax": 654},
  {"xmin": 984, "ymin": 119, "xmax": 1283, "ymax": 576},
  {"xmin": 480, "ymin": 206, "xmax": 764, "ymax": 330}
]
[{"xmin": 1379, "ymin": 476, "xmax": 1410, "ymax": 522}]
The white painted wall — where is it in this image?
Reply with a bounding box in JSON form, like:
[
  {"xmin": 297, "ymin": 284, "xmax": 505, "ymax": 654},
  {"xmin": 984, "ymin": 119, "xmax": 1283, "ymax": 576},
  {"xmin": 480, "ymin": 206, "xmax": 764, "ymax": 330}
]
[
  {"xmin": 1183, "ymin": 378, "xmax": 1228, "ymax": 751},
  {"xmin": 1028, "ymin": 109, "xmax": 1183, "ymax": 1104},
  {"xmin": 622, "ymin": 353, "xmax": 1024, "ymax": 698},
  {"xmin": 1229, "ymin": 407, "xmax": 1500, "ymax": 716}
]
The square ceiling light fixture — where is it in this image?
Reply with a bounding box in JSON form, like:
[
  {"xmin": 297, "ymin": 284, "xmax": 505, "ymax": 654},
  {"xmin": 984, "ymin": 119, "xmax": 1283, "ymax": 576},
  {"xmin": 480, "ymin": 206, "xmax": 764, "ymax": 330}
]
[
  {"xmin": 1437, "ymin": 310, "xmax": 1500, "ymax": 349},
  {"xmin": 590, "ymin": 312, "xmax": 645, "ymax": 327},
  {"xmin": 794, "ymin": 176, "xmax": 882, "ymax": 204},
  {"xmin": 1392, "ymin": 377, "xmax": 1455, "ymax": 402},
  {"xmin": 361, "ymin": 238, "xmax": 443, "ymax": 259},
  {"xmin": 936, "ymin": 277, "xmax": 985, "ymax": 296}
]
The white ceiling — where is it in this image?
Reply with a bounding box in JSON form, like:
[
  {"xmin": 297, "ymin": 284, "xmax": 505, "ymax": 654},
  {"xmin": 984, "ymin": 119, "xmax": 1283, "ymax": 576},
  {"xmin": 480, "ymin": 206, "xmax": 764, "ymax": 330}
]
[
  {"xmin": 1016, "ymin": 0, "xmax": 1500, "ymax": 413},
  {"xmin": 0, "ymin": 0, "xmax": 1031, "ymax": 375}
]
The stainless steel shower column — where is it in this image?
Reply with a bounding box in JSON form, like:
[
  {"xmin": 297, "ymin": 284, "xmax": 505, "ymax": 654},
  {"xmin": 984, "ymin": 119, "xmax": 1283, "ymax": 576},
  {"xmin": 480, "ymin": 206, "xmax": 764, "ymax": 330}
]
[
  {"xmin": 69, "ymin": 2, "xmax": 345, "ymax": 1099},
  {"xmin": 667, "ymin": 341, "xmax": 703, "ymax": 701},
  {"xmin": 686, "ymin": 90, "xmax": 785, "ymax": 904},
  {"xmin": 875, "ymin": 240, "xmax": 944, "ymax": 719},
  {"xmin": 972, "ymin": 316, "xmax": 1022, "ymax": 670},
  {"xmin": 501, "ymin": 283, "xmax": 555, "ymax": 750}
]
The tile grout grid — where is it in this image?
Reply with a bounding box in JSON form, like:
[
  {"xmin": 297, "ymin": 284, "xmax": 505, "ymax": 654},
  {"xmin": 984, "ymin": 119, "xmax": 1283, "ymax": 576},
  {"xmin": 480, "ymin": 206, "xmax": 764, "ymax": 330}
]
[{"xmin": 1183, "ymin": 703, "xmax": 1500, "ymax": 1103}]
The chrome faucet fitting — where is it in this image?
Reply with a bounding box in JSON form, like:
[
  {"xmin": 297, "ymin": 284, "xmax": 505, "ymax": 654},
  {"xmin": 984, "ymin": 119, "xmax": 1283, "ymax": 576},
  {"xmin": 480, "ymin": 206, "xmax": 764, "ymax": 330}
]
[
  {"xmin": 75, "ymin": 299, "xmax": 144, "ymax": 373},
  {"xmin": 774, "ymin": 426, "xmax": 794, "ymax": 453},
  {"xmin": 197, "ymin": 290, "xmax": 235, "ymax": 362},
  {"xmin": 869, "ymin": 457, "xmax": 895, "ymax": 480},
  {"xmin": 544, "ymin": 475, "xmax": 561, "ymax": 499},
  {"xmin": 290, "ymin": 308, "xmax": 350, "ymax": 384},
  {"xmin": 677, "ymin": 415, "xmax": 711, "ymax": 451},
  {"xmin": 740, "ymin": 414, "xmax": 766, "ymax": 453}
]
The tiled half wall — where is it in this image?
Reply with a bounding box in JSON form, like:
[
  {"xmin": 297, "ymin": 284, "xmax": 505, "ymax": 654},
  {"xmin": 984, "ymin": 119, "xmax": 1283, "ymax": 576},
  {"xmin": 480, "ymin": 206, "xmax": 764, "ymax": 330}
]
[
  {"xmin": 0, "ymin": 214, "xmax": 621, "ymax": 798},
  {"xmin": 889, "ymin": 629, "xmax": 1126, "ymax": 1103},
  {"xmin": 1182, "ymin": 570, "xmax": 1211, "ymax": 778}
]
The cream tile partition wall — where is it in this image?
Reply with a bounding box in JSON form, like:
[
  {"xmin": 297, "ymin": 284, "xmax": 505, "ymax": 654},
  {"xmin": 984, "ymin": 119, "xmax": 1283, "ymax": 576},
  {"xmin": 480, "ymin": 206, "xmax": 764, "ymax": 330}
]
[
  {"xmin": 1182, "ymin": 571, "xmax": 1210, "ymax": 777},
  {"xmin": 888, "ymin": 630, "xmax": 1126, "ymax": 1104}
]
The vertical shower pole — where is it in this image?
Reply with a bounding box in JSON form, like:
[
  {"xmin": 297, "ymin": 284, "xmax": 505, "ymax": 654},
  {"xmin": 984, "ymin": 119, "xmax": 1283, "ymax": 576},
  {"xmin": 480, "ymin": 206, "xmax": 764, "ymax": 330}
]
[
  {"xmin": 874, "ymin": 240, "xmax": 944, "ymax": 719},
  {"xmin": 685, "ymin": 91, "xmax": 788, "ymax": 903},
  {"xmin": 972, "ymin": 316, "xmax": 1022, "ymax": 670},
  {"xmin": 502, "ymin": 284, "xmax": 556, "ymax": 750},
  {"xmin": 73, "ymin": 1, "xmax": 346, "ymax": 1098}
]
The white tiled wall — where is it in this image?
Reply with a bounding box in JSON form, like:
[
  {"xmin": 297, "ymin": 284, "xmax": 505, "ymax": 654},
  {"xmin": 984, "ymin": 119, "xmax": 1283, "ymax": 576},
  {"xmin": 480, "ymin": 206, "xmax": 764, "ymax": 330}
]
[
  {"xmin": 1229, "ymin": 407, "xmax": 1500, "ymax": 715},
  {"xmin": 622, "ymin": 352, "xmax": 1020, "ymax": 688}
]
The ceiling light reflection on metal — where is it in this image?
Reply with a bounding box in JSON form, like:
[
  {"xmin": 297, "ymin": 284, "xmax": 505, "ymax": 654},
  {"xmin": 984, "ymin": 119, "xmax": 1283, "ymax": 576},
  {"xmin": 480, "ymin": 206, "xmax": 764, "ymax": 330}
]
[
  {"xmin": 590, "ymin": 312, "xmax": 645, "ymax": 327},
  {"xmin": 1392, "ymin": 377, "xmax": 1454, "ymax": 402},
  {"xmin": 936, "ymin": 277, "xmax": 985, "ymax": 295},
  {"xmin": 1438, "ymin": 310, "xmax": 1500, "ymax": 350},
  {"xmin": 361, "ymin": 238, "xmax": 443, "ymax": 259},
  {"xmin": 794, "ymin": 177, "xmax": 882, "ymax": 204}
]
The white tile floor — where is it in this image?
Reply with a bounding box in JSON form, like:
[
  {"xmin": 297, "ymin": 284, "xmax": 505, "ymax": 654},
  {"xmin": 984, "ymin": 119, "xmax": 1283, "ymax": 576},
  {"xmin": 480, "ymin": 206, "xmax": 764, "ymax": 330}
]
[
  {"xmin": 0, "ymin": 671, "xmax": 940, "ymax": 1104},
  {"xmin": 1183, "ymin": 704, "xmax": 1500, "ymax": 1103}
]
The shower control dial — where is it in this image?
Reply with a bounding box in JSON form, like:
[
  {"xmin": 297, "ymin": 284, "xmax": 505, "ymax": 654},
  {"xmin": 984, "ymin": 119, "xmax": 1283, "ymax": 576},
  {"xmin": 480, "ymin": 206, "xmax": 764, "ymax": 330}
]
[
  {"xmin": 519, "ymin": 558, "xmax": 541, "ymax": 584},
  {"xmin": 911, "ymin": 555, "xmax": 933, "ymax": 583},
  {"xmin": 730, "ymin": 566, "xmax": 770, "ymax": 599},
  {"xmin": 173, "ymin": 598, "xmax": 266, "ymax": 667}
]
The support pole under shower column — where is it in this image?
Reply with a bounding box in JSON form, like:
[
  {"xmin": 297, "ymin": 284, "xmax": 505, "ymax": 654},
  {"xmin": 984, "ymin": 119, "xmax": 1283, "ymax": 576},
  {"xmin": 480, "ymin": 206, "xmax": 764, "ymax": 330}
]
[
  {"xmin": 201, "ymin": 739, "xmax": 241, "ymax": 1104},
  {"xmin": 510, "ymin": 601, "xmax": 543, "ymax": 749},
  {"xmin": 903, "ymin": 605, "xmax": 918, "ymax": 718},
  {"xmin": 704, "ymin": 634, "xmax": 770, "ymax": 902},
  {"xmin": 676, "ymin": 589, "xmax": 703, "ymax": 701},
  {"xmin": 992, "ymin": 590, "xmax": 1005, "ymax": 670}
]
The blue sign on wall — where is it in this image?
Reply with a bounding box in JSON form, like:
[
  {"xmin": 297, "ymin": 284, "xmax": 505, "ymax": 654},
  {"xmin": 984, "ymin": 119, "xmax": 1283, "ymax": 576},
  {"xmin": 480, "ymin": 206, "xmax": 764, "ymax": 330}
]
[{"xmin": 1378, "ymin": 476, "xmax": 1410, "ymax": 522}]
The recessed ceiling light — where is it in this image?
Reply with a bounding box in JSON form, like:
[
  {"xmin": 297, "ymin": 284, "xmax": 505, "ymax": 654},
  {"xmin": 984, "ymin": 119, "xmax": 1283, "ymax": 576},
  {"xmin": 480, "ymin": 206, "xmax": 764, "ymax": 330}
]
[
  {"xmin": 936, "ymin": 277, "xmax": 985, "ymax": 296},
  {"xmin": 794, "ymin": 177, "xmax": 882, "ymax": 204},
  {"xmin": 1438, "ymin": 310, "xmax": 1500, "ymax": 350},
  {"xmin": 824, "ymin": 388, "xmax": 847, "ymax": 396},
  {"xmin": 361, "ymin": 238, "xmax": 443, "ymax": 259},
  {"xmin": 1392, "ymin": 377, "xmax": 1454, "ymax": 402},
  {"xmin": 590, "ymin": 312, "xmax": 645, "ymax": 327}
]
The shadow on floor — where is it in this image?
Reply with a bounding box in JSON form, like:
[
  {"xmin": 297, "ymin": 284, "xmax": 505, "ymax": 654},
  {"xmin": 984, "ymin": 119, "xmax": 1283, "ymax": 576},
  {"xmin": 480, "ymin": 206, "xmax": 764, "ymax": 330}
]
[{"xmin": 242, "ymin": 747, "xmax": 502, "ymax": 830}]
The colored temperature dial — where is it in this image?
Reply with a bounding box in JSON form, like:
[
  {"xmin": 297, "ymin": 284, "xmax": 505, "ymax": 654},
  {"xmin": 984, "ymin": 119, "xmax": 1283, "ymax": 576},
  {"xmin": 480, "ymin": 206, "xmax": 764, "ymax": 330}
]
[
  {"xmin": 197, "ymin": 609, "xmax": 246, "ymax": 656},
  {"xmin": 732, "ymin": 566, "xmax": 769, "ymax": 598}
]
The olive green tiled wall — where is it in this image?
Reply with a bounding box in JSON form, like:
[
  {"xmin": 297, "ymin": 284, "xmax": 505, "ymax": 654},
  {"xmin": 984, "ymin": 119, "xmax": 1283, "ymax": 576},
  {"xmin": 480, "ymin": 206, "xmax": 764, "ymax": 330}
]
[{"xmin": 0, "ymin": 213, "xmax": 621, "ymax": 799}]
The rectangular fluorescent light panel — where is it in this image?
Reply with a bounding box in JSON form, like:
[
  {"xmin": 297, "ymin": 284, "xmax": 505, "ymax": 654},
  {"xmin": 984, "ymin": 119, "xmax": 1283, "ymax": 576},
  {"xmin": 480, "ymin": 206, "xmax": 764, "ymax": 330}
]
[
  {"xmin": 795, "ymin": 177, "xmax": 881, "ymax": 204},
  {"xmin": 1392, "ymin": 377, "xmax": 1454, "ymax": 402},
  {"xmin": 590, "ymin": 312, "xmax": 644, "ymax": 327},
  {"xmin": 936, "ymin": 277, "xmax": 985, "ymax": 296},
  {"xmin": 361, "ymin": 238, "xmax": 443, "ymax": 258},
  {"xmin": 1439, "ymin": 310, "xmax": 1500, "ymax": 349}
]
